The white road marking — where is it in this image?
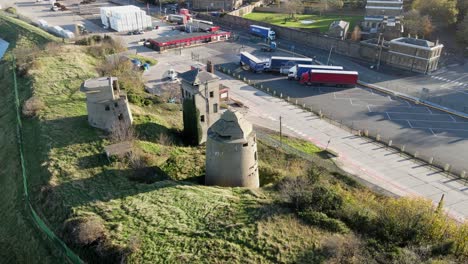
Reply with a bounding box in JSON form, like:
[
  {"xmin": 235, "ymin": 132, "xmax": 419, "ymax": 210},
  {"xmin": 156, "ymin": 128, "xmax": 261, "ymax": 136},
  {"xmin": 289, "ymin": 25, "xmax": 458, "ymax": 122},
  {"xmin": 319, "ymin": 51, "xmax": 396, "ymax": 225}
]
[
  {"xmin": 429, "ymin": 128, "xmax": 437, "ymax": 136},
  {"xmin": 407, "ymin": 120, "xmax": 413, "ymax": 128},
  {"xmin": 385, "ymin": 112, "xmax": 392, "ymax": 120},
  {"xmin": 449, "ymin": 115, "xmax": 456, "ymax": 122},
  {"xmin": 426, "ymin": 107, "xmax": 433, "ymax": 114},
  {"xmin": 367, "ymin": 105, "xmax": 372, "ymax": 112}
]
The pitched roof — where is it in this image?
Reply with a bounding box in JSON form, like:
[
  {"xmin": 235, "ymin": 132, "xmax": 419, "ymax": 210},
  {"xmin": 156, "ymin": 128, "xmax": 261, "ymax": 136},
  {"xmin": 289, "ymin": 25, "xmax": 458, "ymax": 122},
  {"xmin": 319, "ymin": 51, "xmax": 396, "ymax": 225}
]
[
  {"xmin": 330, "ymin": 20, "xmax": 349, "ymax": 29},
  {"xmin": 178, "ymin": 68, "xmax": 219, "ymax": 85},
  {"xmin": 209, "ymin": 110, "xmax": 253, "ymax": 143}
]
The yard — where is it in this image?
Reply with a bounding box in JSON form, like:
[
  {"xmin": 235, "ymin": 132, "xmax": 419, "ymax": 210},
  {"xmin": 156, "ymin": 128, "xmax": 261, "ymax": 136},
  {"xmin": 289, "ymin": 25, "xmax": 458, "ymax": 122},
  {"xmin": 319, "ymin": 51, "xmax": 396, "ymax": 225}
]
[{"xmin": 244, "ymin": 12, "xmax": 363, "ymax": 32}]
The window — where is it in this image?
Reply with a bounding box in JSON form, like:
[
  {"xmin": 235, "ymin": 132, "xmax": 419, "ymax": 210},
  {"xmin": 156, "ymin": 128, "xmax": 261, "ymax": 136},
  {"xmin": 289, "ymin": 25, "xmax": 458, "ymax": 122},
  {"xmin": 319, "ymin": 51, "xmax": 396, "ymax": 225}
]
[
  {"xmin": 243, "ymin": 143, "xmax": 248, "ymax": 147},
  {"xmin": 209, "ymin": 91, "xmax": 214, "ymax": 98},
  {"xmin": 105, "ymin": 105, "xmax": 110, "ymax": 111},
  {"xmin": 254, "ymin": 151, "xmax": 257, "ymax": 161},
  {"xmin": 114, "ymin": 103, "xmax": 119, "ymax": 107},
  {"xmin": 118, "ymin": 114, "xmax": 123, "ymax": 120},
  {"xmin": 213, "ymin": 103, "xmax": 218, "ymax": 113},
  {"xmin": 200, "ymin": 115, "xmax": 205, "ymax": 122}
]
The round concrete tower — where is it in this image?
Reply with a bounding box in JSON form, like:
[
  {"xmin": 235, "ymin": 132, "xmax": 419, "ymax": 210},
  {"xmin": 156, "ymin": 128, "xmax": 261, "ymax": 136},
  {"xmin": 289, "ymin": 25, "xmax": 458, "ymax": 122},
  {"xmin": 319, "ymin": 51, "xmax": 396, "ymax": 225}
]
[{"xmin": 205, "ymin": 110, "xmax": 259, "ymax": 188}]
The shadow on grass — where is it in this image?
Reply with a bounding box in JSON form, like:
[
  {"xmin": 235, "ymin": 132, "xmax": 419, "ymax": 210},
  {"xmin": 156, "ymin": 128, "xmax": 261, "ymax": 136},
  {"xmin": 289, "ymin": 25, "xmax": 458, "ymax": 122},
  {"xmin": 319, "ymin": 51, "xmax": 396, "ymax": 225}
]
[{"xmin": 135, "ymin": 121, "xmax": 185, "ymax": 146}]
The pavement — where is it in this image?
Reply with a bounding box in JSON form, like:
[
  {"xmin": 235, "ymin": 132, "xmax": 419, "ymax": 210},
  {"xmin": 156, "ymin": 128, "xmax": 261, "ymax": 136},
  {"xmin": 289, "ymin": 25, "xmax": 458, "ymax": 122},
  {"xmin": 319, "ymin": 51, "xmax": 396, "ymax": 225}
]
[{"xmin": 217, "ymin": 73, "xmax": 468, "ymax": 222}]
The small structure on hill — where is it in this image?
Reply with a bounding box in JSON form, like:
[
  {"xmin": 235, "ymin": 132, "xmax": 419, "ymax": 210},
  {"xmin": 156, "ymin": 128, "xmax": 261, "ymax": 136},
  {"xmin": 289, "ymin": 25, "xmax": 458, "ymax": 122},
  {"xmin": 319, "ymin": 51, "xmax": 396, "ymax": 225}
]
[
  {"xmin": 205, "ymin": 110, "xmax": 259, "ymax": 188},
  {"xmin": 80, "ymin": 77, "xmax": 133, "ymax": 131},
  {"xmin": 179, "ymin": 68, "xmax": 221, "ymax": 145},
  {"xmin": 328, "ymin": 20, "xmax": 349, "ymax": 40}
]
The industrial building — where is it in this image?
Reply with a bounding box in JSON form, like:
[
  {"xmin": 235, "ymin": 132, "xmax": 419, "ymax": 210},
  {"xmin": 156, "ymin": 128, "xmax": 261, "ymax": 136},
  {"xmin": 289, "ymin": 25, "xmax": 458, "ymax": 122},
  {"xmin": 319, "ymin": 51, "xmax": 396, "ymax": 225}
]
[
  {"xmin": 145, "ymin": 31, "xmax": 230, "ymax": 52},
  {"xmin": 100, "ymin": 5, "xmax": 152, "ymax": 32},
  {"xmin": 80, "ymin": 77, "xmax": 133, "ymax": 131},
  {"xmin": 179, "ymin": 68, "xmax": 221, "ymax": 145},
  {"xmin": 364, "ymin": 0, "xmax": 403, "ymax": 28},
  {"xmin": 205, "ymin": 110, "xmax": 259, "ymax": 188}
]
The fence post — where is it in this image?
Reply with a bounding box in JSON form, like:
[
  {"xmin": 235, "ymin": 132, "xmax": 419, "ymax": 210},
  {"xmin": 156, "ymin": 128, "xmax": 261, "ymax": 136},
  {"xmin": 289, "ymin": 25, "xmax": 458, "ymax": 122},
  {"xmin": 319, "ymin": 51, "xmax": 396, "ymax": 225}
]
[
  {"xmin": 444, "ymin": 163, "xmax": 451, "ymax": 173},
  {"xmin": 461, "ymin": 171, "xmax": 466, "ymax": 179},
  {"xmin": 376, "ymin": 134, "xmax": 381, "ymax": 141},
  {"xmin": 388, "ymin": 140, "xmax": 393, "ymax": 147}
]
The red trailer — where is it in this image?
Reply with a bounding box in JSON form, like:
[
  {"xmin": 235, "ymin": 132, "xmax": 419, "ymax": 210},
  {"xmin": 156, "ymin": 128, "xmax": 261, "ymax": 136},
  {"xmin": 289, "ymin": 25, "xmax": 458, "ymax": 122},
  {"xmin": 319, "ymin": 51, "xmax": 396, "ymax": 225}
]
[{"xmin": 300, "ymin": 69, "xmax": 358, "ymax": 87}]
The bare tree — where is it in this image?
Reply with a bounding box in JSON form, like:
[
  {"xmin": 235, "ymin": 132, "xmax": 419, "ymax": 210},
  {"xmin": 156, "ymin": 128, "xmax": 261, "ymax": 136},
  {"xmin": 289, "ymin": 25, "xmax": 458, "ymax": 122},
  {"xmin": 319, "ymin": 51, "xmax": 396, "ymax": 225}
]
[
  {"xmin": 403, "ymin": 10, "xmax": 434, "ymax": 38},
  {"xmin": 350, "ymin": 25, "xmax": 362, "ymax": 41},
  {"xmin": 284, "ymin": 0, "xmax": 304, "ymax": 20}
]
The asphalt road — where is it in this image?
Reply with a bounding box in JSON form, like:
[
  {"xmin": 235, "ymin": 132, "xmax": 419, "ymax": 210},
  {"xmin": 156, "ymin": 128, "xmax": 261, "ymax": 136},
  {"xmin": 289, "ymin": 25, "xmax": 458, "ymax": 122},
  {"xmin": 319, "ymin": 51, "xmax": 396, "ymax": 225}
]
[{"xmin": 169, "ymin": 41, "xmax": 468, "ymax": 176}]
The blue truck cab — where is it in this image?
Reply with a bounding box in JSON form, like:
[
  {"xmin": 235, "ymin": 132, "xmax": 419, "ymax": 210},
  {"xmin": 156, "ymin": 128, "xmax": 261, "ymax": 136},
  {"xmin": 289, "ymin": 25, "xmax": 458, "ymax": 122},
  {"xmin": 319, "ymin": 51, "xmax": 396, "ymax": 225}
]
[{"xmin": 250, "ymin": 25, "xmax": 276, "ymax": 40}]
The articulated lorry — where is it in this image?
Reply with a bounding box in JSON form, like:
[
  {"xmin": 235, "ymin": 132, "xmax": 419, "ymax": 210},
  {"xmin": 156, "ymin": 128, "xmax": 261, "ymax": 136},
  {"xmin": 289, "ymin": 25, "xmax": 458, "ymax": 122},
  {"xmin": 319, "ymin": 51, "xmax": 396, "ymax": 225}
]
[
  {"xmin": 300, "ymin": 69, "xmax": 358, "ymax": 87},
  {"xmin": 240, "ymin": 51, "xmax": 269, "ymax": 72},
  {"xmin": 288, "ymin": 64, "xmax": 344, "ymax": 80},
  {"xmin": 266, "ymin": 56, "xmax": 313, "ymax": 73},
  {"xmin": 250, "ymin": 25, "xmax": 276, "ymax": 40}
]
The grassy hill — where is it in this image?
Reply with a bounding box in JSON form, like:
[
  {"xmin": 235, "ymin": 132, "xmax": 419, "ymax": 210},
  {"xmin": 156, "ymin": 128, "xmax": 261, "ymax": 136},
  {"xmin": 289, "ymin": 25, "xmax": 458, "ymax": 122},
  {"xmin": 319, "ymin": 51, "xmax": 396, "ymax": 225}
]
[
  {"xmin": 1, "ymin": 13, "xmax": 467, "ymax": 262},
  {"xmin": 0, "ymin": 13, "xmax": 61, "ymax": 262},
  {"xmin": 0, "ymin": 12, "xmax": 59, "ymax": 48}
]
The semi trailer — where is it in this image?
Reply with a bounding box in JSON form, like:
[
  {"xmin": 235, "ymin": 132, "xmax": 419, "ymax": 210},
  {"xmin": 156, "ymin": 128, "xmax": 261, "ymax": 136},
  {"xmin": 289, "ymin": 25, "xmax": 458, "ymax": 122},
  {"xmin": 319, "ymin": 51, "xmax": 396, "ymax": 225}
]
[
  {"xmin": 240, "ymin": 51, "xmax": 268, "ymax": 72},
  {"xmin": 300, "ymin": 69, "xmax": 358, "ymax": 87},
  {"xmin": 288, "ymin": 64, "xmax": 344, "ymax": 80},
  {"xmin": 266, "ymin": 56, "xmax": 313, "ymax": 73},
  {"xmin": 250, "ymin": 25, "xmax": 276, "ymax": 40}
]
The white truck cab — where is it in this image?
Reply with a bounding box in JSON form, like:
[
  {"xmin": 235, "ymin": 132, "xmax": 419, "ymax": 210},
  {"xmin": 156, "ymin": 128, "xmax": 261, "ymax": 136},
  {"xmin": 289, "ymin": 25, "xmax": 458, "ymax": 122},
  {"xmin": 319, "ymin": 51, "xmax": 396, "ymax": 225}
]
[{"xmin": 164, "ymin": 69, "xmax": 178, "ymax": 81}]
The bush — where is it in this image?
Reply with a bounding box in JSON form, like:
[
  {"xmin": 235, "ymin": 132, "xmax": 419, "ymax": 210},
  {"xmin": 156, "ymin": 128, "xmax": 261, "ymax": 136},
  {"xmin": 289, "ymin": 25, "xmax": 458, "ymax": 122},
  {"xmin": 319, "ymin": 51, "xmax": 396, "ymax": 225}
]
[
  {"xmin": 5, "ymin": 7, "xmax": 17, "ymax": 14},
  {"xmin": 259, "ymin": 165, "xmax": 283, "ymax": 186},
  {"xmin": 63, "ymin": 216, "xmax": 106, "ymax": 246},
  {"xmin": 319, "ymin": 234, "xmax": 367, "ymax": 263},
  {"xmin": 299, "ymin": 211, "xmax": 349, "ymax": 233},
  {"xmin": 127, "ymin": 92, "xmax": 152, "ymax": 107},
  {"xmin": 22, "ymin": 96, "xmax": 45, "ymax": 117}
]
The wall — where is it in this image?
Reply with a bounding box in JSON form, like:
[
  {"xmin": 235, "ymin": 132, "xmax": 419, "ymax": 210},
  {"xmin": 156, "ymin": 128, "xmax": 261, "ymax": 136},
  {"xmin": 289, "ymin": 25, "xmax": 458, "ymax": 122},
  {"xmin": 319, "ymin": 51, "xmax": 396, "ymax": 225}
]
[
  {"xmin": 229, "ymin": 0, "xmax": 264, "ymax": 16},
  {"xmin": 254, "ymin": 6, "xmax": 365, "ymax": 16}
]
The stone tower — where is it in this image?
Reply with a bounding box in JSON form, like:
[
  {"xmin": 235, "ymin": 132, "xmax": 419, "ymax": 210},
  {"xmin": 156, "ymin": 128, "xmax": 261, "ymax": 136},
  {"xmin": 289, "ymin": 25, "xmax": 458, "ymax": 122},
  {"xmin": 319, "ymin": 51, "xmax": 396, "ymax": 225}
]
[
  {"xmin": 80, "ymin": 76, "xmax": 133, "ymax": 132},
  {"xmin": 179, "ymin": 68, "xmax": 221, "ymax": 145},
  {"xmin": 205, "ymin": 110, "xmax": 259, "ymax": 188}
]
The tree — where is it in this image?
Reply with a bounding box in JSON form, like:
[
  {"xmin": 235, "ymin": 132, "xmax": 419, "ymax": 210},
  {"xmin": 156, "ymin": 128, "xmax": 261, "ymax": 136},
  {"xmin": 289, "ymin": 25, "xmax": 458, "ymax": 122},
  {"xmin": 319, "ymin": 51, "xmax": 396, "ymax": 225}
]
[
  {"xmin": 412, "ymin": 0, "xmax": 459, "ymax": 24},
  {"xmin": 456, "ymin": 12, "xmax": 468, "ymax": 44},
  {"xmin": 403, "ymin": 10, "xmax": 434, "ymax": 38},
  {"xmin": 328, "ymin": 0, "xmax": 344, "ymax": 9},
  {"xmin": 350, "ymin": 25, "xmax": 362, "ymax": 41},
  {"xmin": 284, "ymin": 0, "xmax": 304, "ymax": 20}
]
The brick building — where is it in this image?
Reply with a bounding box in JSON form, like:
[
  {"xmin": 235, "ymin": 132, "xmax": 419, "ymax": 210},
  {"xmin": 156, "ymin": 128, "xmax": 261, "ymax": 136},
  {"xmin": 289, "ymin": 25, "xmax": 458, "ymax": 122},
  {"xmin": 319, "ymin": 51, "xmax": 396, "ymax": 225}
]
[
  {"xmin": 387, "ymin": 37, "xmax": 444, "ymax": 73},
  {"xmin": 180, "ymin": 68, "xmax": 221, "ymax": 145}
]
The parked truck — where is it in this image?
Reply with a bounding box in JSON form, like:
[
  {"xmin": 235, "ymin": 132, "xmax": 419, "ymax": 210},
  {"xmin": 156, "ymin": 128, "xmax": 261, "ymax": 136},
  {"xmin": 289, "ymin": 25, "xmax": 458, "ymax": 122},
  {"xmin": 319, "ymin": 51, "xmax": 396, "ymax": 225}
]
[
  {"xmin": 250, "ymin": 25, "xmax": 276, "ymax": 40},
  {"xmin": 240, "ymin": 51, "xmax": 268, "ymax": 72},
  {"xmin": 288, "ymin": 64, "xmax": 344, "ymax": 80},
  {"xmin": 266, "ymin": 56, "xmax": 313, "ymax": 73},
  {"xmin": 300, "ymin": 69, "xmax": 358, "ymax": 87}
]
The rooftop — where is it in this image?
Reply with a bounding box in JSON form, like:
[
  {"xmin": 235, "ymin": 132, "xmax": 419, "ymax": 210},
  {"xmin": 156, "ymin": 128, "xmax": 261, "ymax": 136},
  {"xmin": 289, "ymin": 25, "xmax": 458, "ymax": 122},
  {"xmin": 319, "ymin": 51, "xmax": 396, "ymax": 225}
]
[
  {"xmin": 391, "ymin": 37, "xmax": 438, "ymax": 48},
  {"xmin": 330, "ymin": 20, "xmax": 349, "ymax": 29},
  {"xmin": 179, "ymin": 68, "xmax": 219, "ymax": 86},
  {"xmin": 80, "ymin": 77, "xmax": 116, "ymax": 92},
  {"xmin": 209, "ymin": 110, "xmax": 253, "ymax": 143}
]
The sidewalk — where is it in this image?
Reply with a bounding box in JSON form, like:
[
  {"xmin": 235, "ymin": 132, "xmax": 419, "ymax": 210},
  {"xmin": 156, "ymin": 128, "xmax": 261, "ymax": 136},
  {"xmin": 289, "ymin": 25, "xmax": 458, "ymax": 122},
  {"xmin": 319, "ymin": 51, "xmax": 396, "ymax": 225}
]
[{"xmin": 217, "ymin": 74, "xmax": 468, "ymax": 222}]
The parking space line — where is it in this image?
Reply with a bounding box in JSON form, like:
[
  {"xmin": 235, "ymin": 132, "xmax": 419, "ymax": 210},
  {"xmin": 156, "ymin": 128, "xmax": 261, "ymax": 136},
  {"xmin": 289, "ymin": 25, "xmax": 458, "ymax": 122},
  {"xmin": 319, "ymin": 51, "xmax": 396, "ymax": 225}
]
[
  {"xmin": 429, "ymin": 129, "xmax": 437, "ymax": 136},
  {"xmin": 449, "ymin": 115, "xmax": 456, "ymax": 122},
  {"xmin": 426, "ymin": 107, "xmax": 433, "ymax": 114},
  {"xmin": 385, "ymin": 112, "xmax": 392, "ymax": 120},
  {"xmin": 407, "ymin": 120, "xmax": 413, "ymax": 128},
  {"xmin": 367, "ymin": 105, "xmax": 372, "ymax": 113}
]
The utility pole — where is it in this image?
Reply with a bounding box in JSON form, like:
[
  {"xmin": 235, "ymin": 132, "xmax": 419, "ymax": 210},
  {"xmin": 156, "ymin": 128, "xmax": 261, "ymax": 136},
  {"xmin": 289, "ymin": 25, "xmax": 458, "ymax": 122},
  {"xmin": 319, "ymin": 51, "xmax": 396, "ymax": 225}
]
[
  {"xmin": 279, "ymin": 116, "xmax": 282, "ymax": 147},
  {"xmin": 159, "ymin": 0, "xmax": 162, "ymax": 17},
  {"xmin": 377, "ymin": 33, "xmax": 383, "ymax": 70},
  {"xmin": 327, "ymin": 46, "xmax": 333, "ymax": 65}
]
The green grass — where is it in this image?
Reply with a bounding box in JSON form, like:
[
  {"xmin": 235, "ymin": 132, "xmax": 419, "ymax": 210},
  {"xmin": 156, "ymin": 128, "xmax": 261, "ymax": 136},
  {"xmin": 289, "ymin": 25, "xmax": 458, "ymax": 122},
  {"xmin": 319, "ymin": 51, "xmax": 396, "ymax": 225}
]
[
  {"xmin": 128, "ymin": 54, "xmax": 158, "ymax": 66},
  {"xmin": 0, "ymin": 12, "xmax": 59, "ymax": 48},
  {"xmin": 272, "ymin": 135, "xmax": 322, "ymax": 155},
  {"xmin": 244, "ymin": 12, "xmax": 363, "ymax": 33}
]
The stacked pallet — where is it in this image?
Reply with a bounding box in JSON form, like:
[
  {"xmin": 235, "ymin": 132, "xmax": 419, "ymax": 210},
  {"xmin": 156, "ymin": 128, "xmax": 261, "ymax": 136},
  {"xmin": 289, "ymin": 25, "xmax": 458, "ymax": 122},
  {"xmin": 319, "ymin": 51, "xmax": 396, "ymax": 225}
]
[{"xmin": 100, "ymin": 5, "xmax": 152, "ymax": 32}]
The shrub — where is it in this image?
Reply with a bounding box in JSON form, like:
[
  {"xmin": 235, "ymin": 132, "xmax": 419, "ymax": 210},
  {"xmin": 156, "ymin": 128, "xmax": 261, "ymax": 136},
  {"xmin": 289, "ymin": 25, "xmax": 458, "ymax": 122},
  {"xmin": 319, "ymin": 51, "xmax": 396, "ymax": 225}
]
[
  {"xmin": 259, "ymin": 165, "xmax": 283, "ymax": 186},
  {"xmin": 319, "ymin": 234, "xmax": 367, "ymax": 263},
  {"xmin": 63, "ymin": 216, "xmax": 106, "ymax": 246},
  {"xmin": 278, "ymin": 175, "xmax": 315, "ymax": 210},
  {"xmin": 299, "ymin": 211, "xmax": 349, "ymax": 233},
  {"xmin": 22, "ymin": 96, "xmax": 45, "ymax": 117},
  {"xmin": 5, "ymin": 7, "xmax": 17, "ymax": 14}
]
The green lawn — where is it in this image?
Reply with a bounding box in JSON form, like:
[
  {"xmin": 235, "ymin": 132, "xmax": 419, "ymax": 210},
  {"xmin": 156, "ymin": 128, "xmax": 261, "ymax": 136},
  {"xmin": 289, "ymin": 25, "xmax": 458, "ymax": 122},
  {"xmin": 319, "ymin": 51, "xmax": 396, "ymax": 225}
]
[{"xmin": 244, "ymin": 12, "xmax": 363, "ymax": 32}]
